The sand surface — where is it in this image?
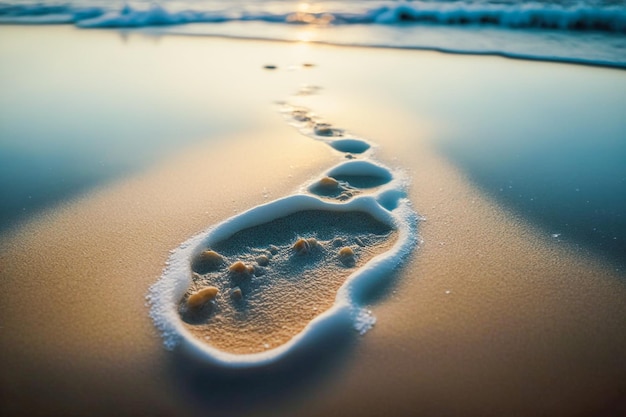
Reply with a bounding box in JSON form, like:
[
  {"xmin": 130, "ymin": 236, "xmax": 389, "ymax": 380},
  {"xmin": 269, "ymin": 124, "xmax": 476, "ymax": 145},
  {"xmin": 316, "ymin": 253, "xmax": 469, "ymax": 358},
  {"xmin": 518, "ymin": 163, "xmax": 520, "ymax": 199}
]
[
  {"xmin": 1, "ymin": 26, "xmax": 625, "ymax": 417},
  {"xmin": 182, "ymin": 210, "xmax": 398, "ymax": 355}
]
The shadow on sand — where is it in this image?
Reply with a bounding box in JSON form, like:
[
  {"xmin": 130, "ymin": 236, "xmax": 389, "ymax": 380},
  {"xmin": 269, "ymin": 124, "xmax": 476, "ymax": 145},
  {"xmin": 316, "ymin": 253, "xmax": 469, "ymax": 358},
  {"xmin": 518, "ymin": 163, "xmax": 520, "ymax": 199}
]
[{"xmin": 167, "ymin": 315, "xmax": 358, "ymax": 415}]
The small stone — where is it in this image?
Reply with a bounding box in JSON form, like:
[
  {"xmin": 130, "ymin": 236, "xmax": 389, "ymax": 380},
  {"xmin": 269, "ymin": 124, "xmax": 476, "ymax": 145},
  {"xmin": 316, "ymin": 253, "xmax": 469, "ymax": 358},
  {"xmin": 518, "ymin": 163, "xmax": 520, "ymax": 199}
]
[
  {"xmin": 263, "ymin": 65, "xmax": 277, "ymax": 70},
  {"xmin": 231, "ymin": 287, "xmax": 243, "ymax": 301},
  {"xmin": 229, "ymin": 261, "xmax": 247, "ymax": 273},
  {"xmin": 191, "ymin": 250, "xmax": 224, "ymax": 273},
  {"xmin": 338, "ymin": 246, "xmax": 354, "ymax": 258},
  {"xmin": 186, "ymin": 286, "xmax": 219, "ymax": 308},
  {"xmin": 332, "ymin": 237, "xmax": 344, "ymax": 247},
  {"xmin": 293, "ymin": 238, "xmax": 310, "ymax": 255},
  {"xmin": 256, "ymin": 255, "xmax": 270, "ymax": 266},
  {"xmin": 229, "ymin": 261, "xmax": 254, "ymax": 277},
  {"xmin": 318, "ymin": 176, "xmax": 339, "ymax": 189},
  {"xmin": 306, "ymin": 237, "xmax": 320, "ymax": 248},
  {"xmin": 338, "ymin": 246, "xmax": 355, "ymax": 266}
]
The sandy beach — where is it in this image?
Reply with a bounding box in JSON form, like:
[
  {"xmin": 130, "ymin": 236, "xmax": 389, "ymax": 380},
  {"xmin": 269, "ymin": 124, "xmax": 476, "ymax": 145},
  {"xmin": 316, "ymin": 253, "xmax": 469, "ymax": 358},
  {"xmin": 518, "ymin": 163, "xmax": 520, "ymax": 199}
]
[{"xmin": 1, "ymin": 25, "xmax": 625, "ymax": 417}]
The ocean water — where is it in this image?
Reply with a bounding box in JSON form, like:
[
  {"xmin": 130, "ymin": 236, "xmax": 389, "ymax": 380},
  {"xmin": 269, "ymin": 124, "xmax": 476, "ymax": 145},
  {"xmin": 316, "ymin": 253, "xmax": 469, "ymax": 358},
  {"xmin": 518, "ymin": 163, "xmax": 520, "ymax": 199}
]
[{"xmin": 0, "ymin": 0, "xmax": 625, "ymax": 67}]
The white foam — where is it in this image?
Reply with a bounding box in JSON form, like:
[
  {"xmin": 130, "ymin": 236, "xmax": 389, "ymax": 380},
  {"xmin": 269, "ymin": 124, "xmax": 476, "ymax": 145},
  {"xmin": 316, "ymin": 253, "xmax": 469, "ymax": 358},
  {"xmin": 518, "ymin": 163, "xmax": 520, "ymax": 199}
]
[
  {"xmin": 354, "ymin": 309, "xmax": 377, "ymax": 335},
  {"xmin": 372, "ymin": 1, "xmax": 626, "ymax": 32},
  {"xmin": 3, "ymin": 1, "xmax": 624, "ymax": 33},
  {"xmin": 2, "ymin": 1, "xmax": 625, "ymax": 68}
]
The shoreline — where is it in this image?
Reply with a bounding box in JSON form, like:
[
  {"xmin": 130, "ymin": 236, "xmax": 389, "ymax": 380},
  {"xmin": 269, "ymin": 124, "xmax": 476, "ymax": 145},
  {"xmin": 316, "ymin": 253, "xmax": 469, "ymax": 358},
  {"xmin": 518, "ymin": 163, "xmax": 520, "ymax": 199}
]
[
  {"xmin": 141, "ymin": 28, "xmax": 626, "ymax": 71},
  {"xmin": 1, "ymin": 20, "xmax": 626, "ymax": 70}
]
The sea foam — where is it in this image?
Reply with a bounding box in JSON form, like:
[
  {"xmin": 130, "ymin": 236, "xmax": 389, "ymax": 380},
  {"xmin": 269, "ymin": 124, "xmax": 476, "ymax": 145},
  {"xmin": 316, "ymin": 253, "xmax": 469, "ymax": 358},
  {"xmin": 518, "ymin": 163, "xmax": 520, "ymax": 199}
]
[
  {"xmin": 1, "ymin": 1, "xmax": 624, "ymax": 68},
  {"xmin": 3, "ymin": 1, "xmax": 624, "ymax": 33}
]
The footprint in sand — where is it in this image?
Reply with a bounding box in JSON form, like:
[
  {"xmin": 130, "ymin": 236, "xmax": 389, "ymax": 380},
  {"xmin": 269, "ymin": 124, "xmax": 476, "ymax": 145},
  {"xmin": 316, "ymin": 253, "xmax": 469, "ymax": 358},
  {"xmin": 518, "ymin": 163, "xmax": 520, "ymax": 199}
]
[
  {"xmin": 148, "ymin": 82, "xmax": 418, "ymax": 367},
  {"xmin": 180, "ymin": 202, "xmax": 397, "ymax": 355},
  {"xmin": 307, "ymin": 160, "xmax": 394, "ymax": 201},
  {"xmin": 281, "ymin": 103, "xmax": 375, "ymax": 159},
  {"xmin": 281, "ymin": 104, "xmax": 347, "ymax": 140},
  {"xmin": 329, "ymin": 138, "xmax": 370, "ymax": 154}
]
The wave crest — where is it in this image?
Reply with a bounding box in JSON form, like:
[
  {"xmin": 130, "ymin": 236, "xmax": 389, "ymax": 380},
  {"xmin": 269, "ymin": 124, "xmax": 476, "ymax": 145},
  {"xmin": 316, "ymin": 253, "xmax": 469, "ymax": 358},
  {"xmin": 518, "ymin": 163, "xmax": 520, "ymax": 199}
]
[{"xmin": 1, "ymin": 1, "xmax": 625, "ymax": 33}]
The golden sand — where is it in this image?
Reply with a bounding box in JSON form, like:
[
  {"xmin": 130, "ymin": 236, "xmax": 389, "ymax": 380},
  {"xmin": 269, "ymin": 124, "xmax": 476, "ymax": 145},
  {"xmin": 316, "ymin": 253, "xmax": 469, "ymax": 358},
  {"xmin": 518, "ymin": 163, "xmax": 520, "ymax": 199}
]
[
  {"xmin": 0, "ymin": 110, "xmax": 336, "ymax": 415},
  {"xmin": 292, "ymin": 146, "xmax": 626, "ymax": 417},
  {"xmin": 292, "ymin": 85, "xmax": 626, "ymax": 417},
  {"xmin": 0, "ymin": 25, "xmax": 624, "ymax": 417}
]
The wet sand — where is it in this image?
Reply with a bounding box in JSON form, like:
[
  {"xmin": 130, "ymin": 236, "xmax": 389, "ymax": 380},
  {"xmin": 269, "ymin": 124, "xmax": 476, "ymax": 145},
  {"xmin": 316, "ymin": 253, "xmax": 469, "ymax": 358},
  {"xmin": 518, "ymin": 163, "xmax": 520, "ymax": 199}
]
[
  {"xmin": 0, "ymin": 125, "xmax": 337, "ymax": 416},
  {"xmin": 296, "ymin": 146, "xmax": 626, "ymax": 417},
  {"xmin": 1, "ymin": 26, "xmax": 625, "ymax": 417}
]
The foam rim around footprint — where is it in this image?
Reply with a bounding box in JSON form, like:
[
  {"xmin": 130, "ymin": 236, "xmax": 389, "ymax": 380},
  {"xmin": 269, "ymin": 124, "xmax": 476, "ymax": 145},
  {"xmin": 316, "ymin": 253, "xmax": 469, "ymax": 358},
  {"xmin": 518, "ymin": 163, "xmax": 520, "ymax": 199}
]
[
  {"xmin": 325, "ymin": 159, "xmax": 395, "ymax": 189},
  {"xmin": 327, "ymin": 160, "xmax": 393, "ymax": 181},
  {"xmin": 149, "ymin": 92, "xmax": 419, "ymax": 368},
  {"xmin": 147, "ymin": 193, "xmax": 417, "ymax": 368}
]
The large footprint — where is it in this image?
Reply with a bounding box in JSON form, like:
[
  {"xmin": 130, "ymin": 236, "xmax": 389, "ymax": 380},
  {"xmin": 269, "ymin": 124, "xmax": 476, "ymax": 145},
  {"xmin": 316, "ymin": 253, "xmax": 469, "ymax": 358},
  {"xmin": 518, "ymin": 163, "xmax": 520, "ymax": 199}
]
[
  {"xmin": 148, "ymin": 80, "xmax": 418, "ymax": 367},
  {"xmin": 181, "ymin": 196, "xmax": 398, "ymax": 355}
]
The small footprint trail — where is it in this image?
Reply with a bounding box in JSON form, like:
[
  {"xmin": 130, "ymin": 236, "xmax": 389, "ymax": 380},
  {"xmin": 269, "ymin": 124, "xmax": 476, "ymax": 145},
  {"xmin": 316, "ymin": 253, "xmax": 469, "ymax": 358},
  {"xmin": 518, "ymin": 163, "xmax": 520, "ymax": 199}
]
[{"xmin": 148, "ymin": 65, "xmax": 419, "ymax": 366}]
